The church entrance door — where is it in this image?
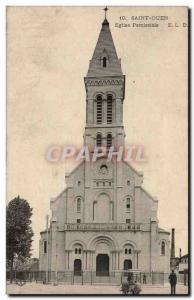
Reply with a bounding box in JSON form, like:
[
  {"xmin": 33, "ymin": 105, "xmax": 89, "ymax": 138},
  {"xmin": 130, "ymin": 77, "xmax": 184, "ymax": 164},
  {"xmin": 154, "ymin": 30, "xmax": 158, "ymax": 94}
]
[
  {"xmin": 74, "ymin": 259, "xmax": 82, "ymax": 276},
  {"xmin": 124, "ymin": 259, "xmax": 132, "ymax": 270},
  {"xmin": 96, "ymin": 254, "xmax": 109, "ymax": 276},
  {"xmin": 124, "ymin": 259, "xmax": 132, "ymax": 276}
]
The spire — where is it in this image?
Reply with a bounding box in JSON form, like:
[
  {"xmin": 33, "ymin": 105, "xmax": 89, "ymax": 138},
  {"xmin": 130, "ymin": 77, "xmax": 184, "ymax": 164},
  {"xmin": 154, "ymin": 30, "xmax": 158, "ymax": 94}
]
[{"xmin": 87, "ymin": 8, "xmax": 123, "ymax": 77}]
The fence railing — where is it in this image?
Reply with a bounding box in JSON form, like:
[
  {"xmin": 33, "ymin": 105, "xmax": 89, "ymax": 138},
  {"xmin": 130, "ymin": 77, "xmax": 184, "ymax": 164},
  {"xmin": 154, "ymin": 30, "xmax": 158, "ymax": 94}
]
[
  {"xmin": 6, "ymin": 270, "xmax": 189, "ymax": 286},
  {"xmin": 64, "ymin": 223, "xmax": 141, "ymax": 231}
]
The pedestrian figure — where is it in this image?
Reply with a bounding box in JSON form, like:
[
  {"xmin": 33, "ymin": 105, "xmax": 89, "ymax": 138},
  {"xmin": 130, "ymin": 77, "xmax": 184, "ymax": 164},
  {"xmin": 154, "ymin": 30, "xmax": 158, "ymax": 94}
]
[
  {"xmin": 121, "ymin": 277, "xmax": 129, "ymax": 295},
  {"xmin": 127, "ymin": 272, "xmax": 133, "ymax": 284},
  {"xmin": 143, "ymin": 274, "xmax": 146, "ymax": 284},
  {"xmin": 131, "ymin": 280, "xmax": 141, "ymax": 295},
  {"xmin": 169, "ymin": 270, "xmax": 177, "ymax": 295}
]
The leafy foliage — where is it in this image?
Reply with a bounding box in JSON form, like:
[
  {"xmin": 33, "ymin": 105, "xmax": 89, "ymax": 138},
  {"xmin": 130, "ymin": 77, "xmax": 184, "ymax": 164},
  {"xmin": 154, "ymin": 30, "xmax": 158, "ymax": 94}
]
[{"xmin": 6, "ymin": 196, "xmax": 33, "ymax": 269}]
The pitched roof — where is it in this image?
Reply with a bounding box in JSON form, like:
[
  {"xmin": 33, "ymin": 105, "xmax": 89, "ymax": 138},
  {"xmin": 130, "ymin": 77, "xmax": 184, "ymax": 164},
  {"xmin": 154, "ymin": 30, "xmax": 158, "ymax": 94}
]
[
  {"xmin": 180, "ymin": 254, "xmax": 188, "ymax": 259},
  {"xmin": 158, "ymin": 227, "xmax": 170, "ymax": 234},
  {"xmin": 87, "ymin": 18, "xmax": 123, "ymax": 77}
]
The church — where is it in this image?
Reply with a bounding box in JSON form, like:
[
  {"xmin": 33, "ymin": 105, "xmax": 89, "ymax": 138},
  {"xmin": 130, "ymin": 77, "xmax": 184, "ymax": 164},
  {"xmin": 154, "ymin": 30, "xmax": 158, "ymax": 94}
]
[{"xmin": 39, "ymin": 11, "xmax": 170, "ymax": 278}]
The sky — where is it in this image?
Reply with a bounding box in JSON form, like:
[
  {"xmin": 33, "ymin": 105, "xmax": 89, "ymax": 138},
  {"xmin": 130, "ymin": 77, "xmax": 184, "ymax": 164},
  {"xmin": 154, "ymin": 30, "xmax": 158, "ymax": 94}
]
[{"xmin": 7, "ymin": 6, "xmax": 188, "ymax": 258}]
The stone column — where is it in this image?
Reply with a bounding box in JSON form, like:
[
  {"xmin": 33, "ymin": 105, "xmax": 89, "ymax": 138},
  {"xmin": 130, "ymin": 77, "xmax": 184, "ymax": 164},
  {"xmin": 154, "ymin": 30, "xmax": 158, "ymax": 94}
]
[
  {"xmin": 92, "ymin": 251, "xmax": 95, "ymax": 271},
  {"xmin": 115, "ymin": 251, "xmax": 117, "ymax": 270},
  {"xmin": 66, "ymin": 250, "xmax": 71, "ymax": 270},
  {"xmin": 118, "ymin": 251, "xmax": 121, "ymax": 270},
  {"xmin": 134, "ymin": 250, "xmax": 141, "ymax": 269},
  {"xmin": 115, "ymin": 251, "xmax": 121, "ymax": 271},
  {"xmin": 111, "ymin": 250, "xmax": 118, "ymax": 271},
  {"xmin": 111, "ymin": 251, "xmax": 115, "ymax": 271},
  {"xmin": 83, "ymin": 250, "xmax": 88, "ymax": 271},
  {"xmin": 88, "ymin": 251, "xmax": 92, "ymax": 271},
  {"xmin": 69, "ymin": 250, "xmax": 73, "ymax": 271},
  {"xmin": 50, "ymin": 220, "xmax": 57, "ymax": 272},
  {"xmin": 94, "ymin": 99, "xmax": 97, "ymax": 124},
  {"xmin": 150, "ymin": 219, "xmax": 158, "ymax": 272},
  {"xmin": 89, "ymin": 251, "xmax": 95, "ymax": 271},
  {"xmin": 87, "ymin": 99, "xmax": 94, "ymax": 124},
  {"xmin": 85, "ymin": 251, "xmax": 88, "ymax": 271},
  {"xmin": 82, "ymin": 251, "xmax": 85, "ymax": 271},
  {"xmin": 114, "ymin": 252, "xmax": 117, "ymax": 271},
  {"xmin": 116, "ymin": 98, "xmax": 122, "ymax": 124},
  {"xmin": 113, "ymin": 98, "xmax": 116, "ymax": 123}
]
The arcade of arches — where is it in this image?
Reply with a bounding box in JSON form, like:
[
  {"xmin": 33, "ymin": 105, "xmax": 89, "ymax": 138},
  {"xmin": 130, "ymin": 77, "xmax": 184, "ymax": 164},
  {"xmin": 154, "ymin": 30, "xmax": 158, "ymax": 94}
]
[{"xmin": 70, "ymin": 237, "xmax": 138, "ymax": 276}]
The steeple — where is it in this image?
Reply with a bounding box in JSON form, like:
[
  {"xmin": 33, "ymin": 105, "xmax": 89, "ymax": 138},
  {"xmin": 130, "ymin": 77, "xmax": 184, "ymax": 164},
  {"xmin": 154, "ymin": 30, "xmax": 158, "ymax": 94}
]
[
  {"xmin": 84, "ymin": 9, "xmax": 125, "ymax": 151},
  {"xmin": 87, "ymin": 13, "xmax": 123, "ymax": 77}
]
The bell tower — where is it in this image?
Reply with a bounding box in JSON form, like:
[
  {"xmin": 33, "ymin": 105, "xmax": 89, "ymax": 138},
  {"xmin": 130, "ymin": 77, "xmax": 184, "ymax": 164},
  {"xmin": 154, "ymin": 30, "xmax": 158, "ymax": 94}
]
[{"xmin": 84, "ymin": 12, "xmax": 126, "ymax": 153}]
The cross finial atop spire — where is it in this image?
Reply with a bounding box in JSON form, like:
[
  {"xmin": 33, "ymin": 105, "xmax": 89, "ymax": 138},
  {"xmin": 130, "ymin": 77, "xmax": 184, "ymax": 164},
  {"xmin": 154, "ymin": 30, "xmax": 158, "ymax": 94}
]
[
  {"xmin": 102, "ymin": 6, "xmax": 109, "ymax": 26},
  {"xmin": 104, "ymin": 6, "xmax": 108, "ymax": 19}
]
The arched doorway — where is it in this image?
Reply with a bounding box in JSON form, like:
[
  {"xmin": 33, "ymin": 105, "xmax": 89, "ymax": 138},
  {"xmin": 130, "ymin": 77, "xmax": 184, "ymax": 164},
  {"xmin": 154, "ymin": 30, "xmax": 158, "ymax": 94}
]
[
  {"xmin": 74, "ymin": 259, "xmax": 82, "ymax": 276},
  {"xmin": 124, "ymin": 259, "xmax": 132, "ymax": 270},
  {"xmin": 124, "ymin": 259, "xmax": 132, "ymax": 277},
  {"xmin": 96, "ymin": 254, "xmax": 109, "ymax": 276}
]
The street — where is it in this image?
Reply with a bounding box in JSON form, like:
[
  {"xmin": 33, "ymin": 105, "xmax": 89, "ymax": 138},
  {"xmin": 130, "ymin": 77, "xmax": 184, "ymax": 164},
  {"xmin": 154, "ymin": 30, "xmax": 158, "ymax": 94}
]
[{"xmin": 6, "ymin": 282, "xmax": 189, "ymax": 295}]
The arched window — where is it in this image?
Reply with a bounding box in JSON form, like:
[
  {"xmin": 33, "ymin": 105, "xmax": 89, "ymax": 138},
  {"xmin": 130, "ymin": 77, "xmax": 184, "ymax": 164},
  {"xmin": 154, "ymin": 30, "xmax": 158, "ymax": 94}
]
[
  {"xmin": 107, "ymin": 94, "xmax": 113, "ymax": 124},
  {"xmin": 96, "ymin": 133, "xmax": 102, "ymax": 147},
  {"xmin": 75, "ymin": 248, "xmax": 78, "ymax": 254},
  {"xmin": 78, "ymin": 248, "xmax": 81, "ymax": 254},
  {"xmin": 77, "ymin": 198, "xmax": 81, "ymax": 213},
  {"xmin": 161, "ymin": 241, "xmax": 165, "ymax": 255},
  {"xmin": 124, "ymin": 247, "xmax": 132, "ymax": 255},
  {"xmin": 103, "ymin": 57, "xmax": 107, "ymax": 67},
  {"xmin": 107, "ymin": 133, "xmax": 112, "ymax": 148},
  {"xmin": 126, "ymin": 197, "xmax": 130, "ymax": 211},
  {"xmin": 96, "ymin": 95, "xmax": 102, "ymax": 124}
]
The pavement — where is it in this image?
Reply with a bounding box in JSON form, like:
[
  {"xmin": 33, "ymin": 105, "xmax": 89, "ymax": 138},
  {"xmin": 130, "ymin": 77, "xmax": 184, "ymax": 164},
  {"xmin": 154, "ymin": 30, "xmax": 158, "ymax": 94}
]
[{"xmin": 6, "ymin": 282, "xmax": 189, "ymax": 295}]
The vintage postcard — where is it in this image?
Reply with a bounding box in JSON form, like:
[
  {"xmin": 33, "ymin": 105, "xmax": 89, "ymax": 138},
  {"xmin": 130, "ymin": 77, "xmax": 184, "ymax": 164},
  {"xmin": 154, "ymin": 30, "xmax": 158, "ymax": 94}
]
[{"xmin": 6, "ymin": 6, "xmax": 189, "ymax": 295}]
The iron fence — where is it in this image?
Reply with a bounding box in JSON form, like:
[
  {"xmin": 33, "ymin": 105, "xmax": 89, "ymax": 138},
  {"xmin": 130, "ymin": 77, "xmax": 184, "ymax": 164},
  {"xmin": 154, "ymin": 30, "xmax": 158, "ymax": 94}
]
[{"xmin": 6, "ymin": 270, "xmax": 189, "ymax": 286}]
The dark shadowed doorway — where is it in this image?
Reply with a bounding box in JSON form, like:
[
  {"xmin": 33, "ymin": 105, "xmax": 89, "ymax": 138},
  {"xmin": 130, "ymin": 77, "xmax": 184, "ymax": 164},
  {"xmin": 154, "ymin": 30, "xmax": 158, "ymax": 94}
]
[
  {"xmin": 96, "ymin": 254, "xmax": 109, "ymax": 276},
  {"xmin": 74, "ymin": 259, "xmax": 82, "ymax": 276},
  {"xmin": 124, "ymin": 259, "xmax": 132, "ymax": 270}
]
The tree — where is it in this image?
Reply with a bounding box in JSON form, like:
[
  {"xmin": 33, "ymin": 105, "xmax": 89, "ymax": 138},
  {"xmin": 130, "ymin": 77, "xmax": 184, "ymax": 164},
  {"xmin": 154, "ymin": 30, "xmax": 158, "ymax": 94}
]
[{"xmin": 6, "ymin": 196, "xmax": 33, "ymax": 282}]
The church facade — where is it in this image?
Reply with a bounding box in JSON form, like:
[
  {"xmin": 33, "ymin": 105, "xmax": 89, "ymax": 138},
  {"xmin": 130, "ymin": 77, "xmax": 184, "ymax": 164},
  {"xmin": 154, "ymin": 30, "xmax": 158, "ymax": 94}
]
[{"xmin": 39, "ymin": 15, "xmax": 170, "ymax": 276}]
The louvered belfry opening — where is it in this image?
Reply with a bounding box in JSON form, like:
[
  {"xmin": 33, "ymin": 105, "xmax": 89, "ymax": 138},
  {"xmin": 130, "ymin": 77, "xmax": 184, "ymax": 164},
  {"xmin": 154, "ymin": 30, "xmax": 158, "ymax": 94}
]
[
  {"xmin": 96, "ymin": 133, "xmax": 102, "ymax": 147},
  {"xmin": 107, "ymin": 133, "xmax": 112, "ymax": 148},
  {"xmin": 97, "ymin": 95, "xmax": 102, "ymax": 124},
  {"xmin": 107, "ymin": 94, "xmax": 113, "ymax": 124}
]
